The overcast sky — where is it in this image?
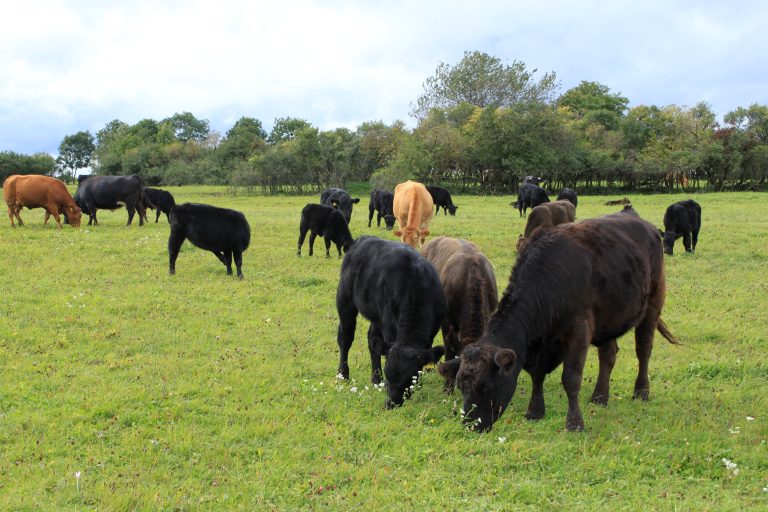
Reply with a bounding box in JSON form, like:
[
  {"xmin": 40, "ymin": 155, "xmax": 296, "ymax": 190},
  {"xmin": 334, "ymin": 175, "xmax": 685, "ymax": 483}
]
[{"xmin": 2, "ymin": 0, "xmax": 767, "ymax": 155}]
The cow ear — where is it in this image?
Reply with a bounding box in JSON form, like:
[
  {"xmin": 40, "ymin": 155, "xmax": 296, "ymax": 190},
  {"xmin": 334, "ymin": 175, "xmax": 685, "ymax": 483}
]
[
  {"xmin": 394, "ymin": 230, "xmax": 402, "ymax": 236},
  {"xmin": 438, "ymin": 357, "xmax": 461, "ymax": 380},
  {"xmin": 658, "ymin": 229, "xmax": 665, "ymax": 238},
  {"xmin": 352, "ymin": 198, "xmax": 360, "ymax": 204},
  {"xmin": 421, "ymin": 230, "xmax": 430, "ymax": 237},
  {"xmin": 424, "ymin": 345, "xmax": 445, "ymax": 364},
  {"xmin": 494, "ymin": 349, "xmax": 517, "ymax": 375}
]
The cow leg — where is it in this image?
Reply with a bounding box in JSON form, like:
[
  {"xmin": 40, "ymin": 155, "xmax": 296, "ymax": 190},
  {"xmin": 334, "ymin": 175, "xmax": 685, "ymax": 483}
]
[
  {"xmin": 336, "ymin": 300, "xmax": 358, "ymax": 380},
  {"xmin": 368, "ymin": 207, "xmax": 374, "ymax": 227},
  {"xmin": 692, "ymin": 228, "xmax": 699, "ymax": 252},
  {"xmin": 308, "ymin": 232, "xmax": 317, "ymax": 257},
  {"xmin": 168, "ymin": 230, "xmax": 186, "ymax": 275},
  {"xmin": 633, "ymin": 308, "xmax": 658, "ymax": 401},
  {"xmin": 376, "ymin": 212, "xmax": 382, "ymax": 227},
  {"xmin": 44, "ymin": 211, "xmax": 51, "ymax": 225},
  {"xmin": 367, "ymin": 324, "xmax": 385, "ymax": 384},
  {"xmin": 297, "ymin": 224, "xmax": 309, "ymax": 256},
  {"xmin": 441, "ymin": 323, "xmax": 459, "ymax": 391},
  {"xmin": 324, "ymin": 238, "xmax": 332, "ymax": 258},
  {"xmin": 86, "ymin": 202, "xmax": 97, "ymax": 225},
  {"xmin": 682, "ymin": 231, "xmax": 692, "ymax": 253},
  {"xmin": 233, "ymin": 249, "xmax": 244, "ymax": 279},
  {"xmin": 590, "ymin": 339, "xmax": 618, "ymax": 406},
  {"xmin": 334, "ymin": 241, "xmax": 343, "ymax": 259},
  {"xmin": 525, "ymin": 371, "xmax": 547, "ymax": 420},
  {"xmin": 52, "ymin": 212, "xmax": 63, "ymax": 228},
  {"xmin": 7, "ymin": 206, "xmax": 15, "ymax": 227},
  {"xmin": 155, "ymin": 210, "xmax": 161, "ymax": 223},
  {"xmin": 435, "ymin": 204, "xmax": 440, "ymax": 215},
  {"xmin": 222, "ymin": 251, "xmax": 233, "ymax": 275},
  {"xmin": 135, "ymin": 201, "xmax": 146, "ymax": 226},
  {"xmin": 126, "ymin": 205, "xmax": 135, "ymax": 225},
  {"xmin": 561, "ymin": 322, "xmax": 592, "ymax": 431}
]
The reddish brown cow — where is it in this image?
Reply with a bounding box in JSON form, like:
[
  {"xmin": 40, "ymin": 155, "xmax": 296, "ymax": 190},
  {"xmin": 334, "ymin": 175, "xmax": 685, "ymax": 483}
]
[
  {"xmin": 3, "ymin": 174, "xmax": 82, "ymax": 228},
  {"xmin": 517, "ymin": 200, "xmax": 576, "ymax": 251},
  {"xmin": 393, "ymin": 180, "xmax": 434, "ymax": 248},
  {"xmin": 420, "ymin": 237, "xmax": 498, "ymax": 389}
]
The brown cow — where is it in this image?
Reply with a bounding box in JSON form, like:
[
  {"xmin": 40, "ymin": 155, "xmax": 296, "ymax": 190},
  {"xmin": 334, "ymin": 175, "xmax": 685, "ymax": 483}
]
[
  {"xmin": 393, "ymin": 180, "xmax": 434, "ymax": 248},
  {"xmin": 517, "ymin": 200, "xmax": 576, "ymax": 251},
  {"xmin": 420, "ymin": 237, "xmax": 498, "ymax": 389},
  {"xmin": 3, "ymin": 175, "xmax": 82, "ymax": 228}
]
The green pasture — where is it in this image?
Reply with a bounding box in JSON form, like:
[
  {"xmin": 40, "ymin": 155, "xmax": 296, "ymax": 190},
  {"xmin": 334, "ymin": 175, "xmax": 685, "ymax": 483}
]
[{"xmin": 1, "ymin": 188, "xmax": 766, "ymax": 510}]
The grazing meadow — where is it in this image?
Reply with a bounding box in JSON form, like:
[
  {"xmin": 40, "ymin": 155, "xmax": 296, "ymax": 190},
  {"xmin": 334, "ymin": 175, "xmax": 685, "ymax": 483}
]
[{"xmin": 1, "ymin": 187, "xmax": 766, "ymax": 510}]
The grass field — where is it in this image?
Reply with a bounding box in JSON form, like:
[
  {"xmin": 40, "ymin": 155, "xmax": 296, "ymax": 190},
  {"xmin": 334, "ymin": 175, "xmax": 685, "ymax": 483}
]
[{"xmin": 1, "ymin": 187, "xmax": 766, "ymax": 510}]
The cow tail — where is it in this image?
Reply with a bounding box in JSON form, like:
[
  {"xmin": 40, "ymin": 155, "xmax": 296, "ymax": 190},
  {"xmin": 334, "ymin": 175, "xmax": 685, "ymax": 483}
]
[{"xmin": 657, "ymin": 318, "xmax": 681, "ymax": 345}]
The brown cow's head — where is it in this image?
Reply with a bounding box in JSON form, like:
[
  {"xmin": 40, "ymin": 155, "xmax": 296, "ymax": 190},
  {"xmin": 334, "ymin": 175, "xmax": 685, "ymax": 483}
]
[
  {"xmin": 64, "ymin": 205, "xmax": 82, "ymax": 228},
  {"xmin": 394, "ymin": 227, "xmax": 429, "ymax": 248}
]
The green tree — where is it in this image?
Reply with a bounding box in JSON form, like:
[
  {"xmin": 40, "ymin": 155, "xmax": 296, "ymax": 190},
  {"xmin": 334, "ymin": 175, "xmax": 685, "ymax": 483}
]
[
  {"xmin": 218, "ymin": 117, "xmax": 267, "ymax": 166},
  {"xmin": 0, "ymin": 151, "xmax": 55, "ymax": 182},
  {"xmin": 558, "ymin": 81, "xmax": 628, "ymax": 118},
  {"xmin": 56, "ymin": 131, "xmax": 95, "ymax": 183},
  {"xmin": 267, "ymin": 117, "xmax": 312, "ymax": 144},
  {"xmin": 164, "ymin": 112, "xmax": 210, "ymax": 143}
]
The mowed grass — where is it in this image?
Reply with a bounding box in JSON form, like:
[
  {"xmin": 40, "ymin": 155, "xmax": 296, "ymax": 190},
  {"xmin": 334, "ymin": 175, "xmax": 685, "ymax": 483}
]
[{"xmin": 1, "ymin": 187, "xmax": 766, "ymax": 511}]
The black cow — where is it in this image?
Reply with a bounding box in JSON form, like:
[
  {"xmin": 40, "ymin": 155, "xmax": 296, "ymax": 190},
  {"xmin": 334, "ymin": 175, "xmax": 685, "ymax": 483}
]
[
  {"xmin": 512, "ymin": 183, "xmax": 550, "ymax": 217},
  {"xmin": 74, "ymin": 175, "xmax": 145, "ymax": 226},
  {"xmin": 168, "ymin": 203, "xmax": 251, "ymax": 279},
  {"xmin": 439, "ymin": 211, "xmax": 678, "ymax": 432},
  {"xmin": 662, "ymin": 199, "xmax": 701, "ymax": 255},
  {"xmin": 426, "ymin": 185, "xmax": 458, "ymax": 216},
  {"xmin": 367, "ymin": 189, "xmax": 396, "ymax": 229},
  {"xmin": 77, "ymin": 174, "xmax": 93, "ymax": 185},
  {"xmin": 336, "ymin": 236, "xmax": 446, "ymax": 408},
  {"xmin": 522, "ymin": 175, "xmax": 544, "ymax": 185},
  {"xmin": 297, "ymin": 204, "xmax": 354, "ymax": 258},
  {"xmin": 556, "ymin": 187, "xmax": 578, "ymax": 208},
  {"xmin": 142, "ymin": 187, "xmax": 176, "ymax": 223},
  {"xmin": 320, "ymin": 188, "xmax": 360, "ymax": 224}
]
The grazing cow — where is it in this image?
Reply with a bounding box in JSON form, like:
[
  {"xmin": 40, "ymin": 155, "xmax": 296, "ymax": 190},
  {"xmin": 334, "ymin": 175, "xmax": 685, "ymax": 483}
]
[
  {"xmin": 336, "ymin": 236, "xmax": 446, "ymax": 408},
  {"xmin": 439, "ymin": 210, "xmax": 678, "ymax": 432},
  {"xmin": 661, "ymin": 199, "xmax": 701, "ymax": 255},
  {"xmin": 522, "ymin": 175, "xmax": 544, "ymax": 185},
  {"xmin": 168, "ymin": 203, "xmax": 251, "ymax": 279},
  {"xmin": 420, "ymin": 237, "xmax": 498, "ymax": 388},
  {"xmin": 3, "ymin": 174, "xmax": 82, "ymax": 228},
  {"xmin": 426, "ymin": 185, "xmax": 458, "ymax": 216},
  {"xmin": 512, "ymin": 183, "xmax": 550, "ymax": 217},
  {"xmin": 77, "ymin": 174, "xmax": 93, "ymax": 185},
  {"xmin": 320, "ymin": 188, "xmax": 360, "ymax": 224},
  {"xmin": 142, "ymin": 187, "xmax": 176, "ymax": 223},
  {"xmin": 604, "ymin": 197, "xmax": 631, "ymax": 206},
  {"xmin": 297, "ymin": 203, "xmax": 354, "ymax": 258},
  {"xmin": 74, "ymin": 175, "xmax": 145, "ymax": 226},
  {"xmin": 556, "ymin": 187, "xmax": 578, "ymax": 208},
  {"xmin": 517, "ymin": 200, "xmax": 576, "ymax": 251},
  {"xmin": 367, "ymin": 189, "xmax": 396, "ymax": 229},
  {"xmin": 393, "ymin": 180, "xmax": 434, "ymax": 248}
]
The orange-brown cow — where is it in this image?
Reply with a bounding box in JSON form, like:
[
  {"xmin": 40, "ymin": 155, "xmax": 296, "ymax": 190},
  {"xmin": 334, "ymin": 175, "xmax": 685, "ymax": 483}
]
[
  {"xmin": 393, "ymin": 180, "xmax": 434, "ymax": 248},
  {"xmin": 3, "ymin": 174, "xmax": 82, "ymax": 228},
  {"xmin": 517, "ymin": 200, "xmax": 576, "ymax": 251}
]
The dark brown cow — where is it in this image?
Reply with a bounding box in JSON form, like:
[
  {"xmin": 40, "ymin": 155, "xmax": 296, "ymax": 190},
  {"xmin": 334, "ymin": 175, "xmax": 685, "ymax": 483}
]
[
  {"xmin": 439, "ymin": 210, "xmax": 678, "ymax": 432},
  {"xmin": 517, "ymin": 200, "xmax": 576, "ymax": 251},
  {"xmin": 420, "ymin": 237, "xmax": 498, "ymax": 389},
  {"xmin": 3, "ymin": 174, "xmax": 82, "ymax": 228}
]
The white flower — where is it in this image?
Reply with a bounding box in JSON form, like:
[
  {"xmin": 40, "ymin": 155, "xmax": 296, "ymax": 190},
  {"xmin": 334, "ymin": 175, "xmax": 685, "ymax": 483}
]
[
  {"xmin": 350, "ymin": 387, "xmax": 358, "ymax": 393},
  {"xmin": 75, "ymin": 471, "xmax": 81, "ymax": 479},
  {"xmin": 722, "ymin": 458, "xmax": 739, "ymax": 475},
  {"xmin": 336, "ymin": 373, "xmax": 345, "ymax": 381},
  {"xmin": 746, "ymin": 416, "xmax": 755, "ymax": 421},
  {"xmin": 497, "ymin": 436, "xmax": 507, "ymax": 443}
]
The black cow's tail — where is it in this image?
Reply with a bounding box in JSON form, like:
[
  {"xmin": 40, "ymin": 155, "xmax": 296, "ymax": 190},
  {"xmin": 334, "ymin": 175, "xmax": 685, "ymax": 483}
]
[{"xmin": 657, "ymin": 318, "xmax": 681, "ymax": 345}]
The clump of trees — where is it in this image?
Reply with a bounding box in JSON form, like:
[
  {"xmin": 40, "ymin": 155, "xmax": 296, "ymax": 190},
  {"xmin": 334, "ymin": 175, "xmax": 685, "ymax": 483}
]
[{"xmin": 6, "ymin": 51, "xmax": 768, "ymax": 193}]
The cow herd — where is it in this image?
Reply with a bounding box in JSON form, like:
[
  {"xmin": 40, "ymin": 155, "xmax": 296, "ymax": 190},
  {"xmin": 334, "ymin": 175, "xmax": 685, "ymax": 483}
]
[{"xmin": 2, "ymin": 173, "xmax": 703, "ymax": 432}]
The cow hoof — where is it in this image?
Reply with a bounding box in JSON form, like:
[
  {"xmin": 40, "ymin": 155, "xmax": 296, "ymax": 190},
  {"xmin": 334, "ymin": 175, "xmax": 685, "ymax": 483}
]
[
  {"xmin": 525, "ymin": 410, "xmax": 545, "ymax": 420},
  {"xmin": 632, "ymin": 389, "xmax": 649, "ymax": 401},
  {"xmin": 565, "ymin": 420, "xmax": 585, "ymax": 432},
  {"xmin": 590, "ymin": 394, "xmax": 609, "ymax": 406}
]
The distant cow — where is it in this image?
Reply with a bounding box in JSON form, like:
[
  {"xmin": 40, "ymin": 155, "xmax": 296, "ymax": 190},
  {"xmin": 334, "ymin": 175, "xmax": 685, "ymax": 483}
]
[
  {"xmin": 74, "ymin": 174, "xmax": 145, "ymax": 226},
  {"xmin": 143, "ymin": 187, "xmax": 176, "ymax": 223},
  {"xmin": 320, "ymin": 188, "xmax": 360, "ymax": 224},
  {"xmin": 77, "ymin": 174, "xmax": 93, "ymax": 185},
  {"xmin": 517, "ymin": 200, "xmax": 576, "ymax": 251},
  {"xmin": 426, "ymin": 186, "xmax": 458, "ymax": 216},
  {"xmin": 420, "ymin": 237, "xmax": 498, "ymax": 388},
  {"xmin": 512, "ymin": 183, "xmax": 550, "ymax": 217},
  {"xmin": 662, "ymin": 199, "xmax": 701, "ymax": 255},
  {"xmin": 297, "ymin": 203, "xmax": 354, "ymax": 258},
  {"xmin": 336, "ymin": 236, "xmax": 446, "ymax": 408},
  {"xmin": 556, "ymin": 187, "xmax": 578, "ymax": 208},
  {"xmin": 3, "ymin": 174, "xmax": 82, "ymax": 228},
  {"xmin": 168, "ymin": 203, "xmax": 251, "ymax": 279},
  {"xmin": 393, "ymin": 180, "xmax": 434, "ymax": 248},
  {"xmin": 439, "ymin": 210, "xmax": 678, "ymax": 432},
  {"xmin": 604, "ymin": 197, "xmax": 631, "ymax": 206},
  {"xmin": 522, "ymin": 175, "xmax": 544, "ymax": 185},
  {"xmin": 367, "ymin": 189, "xmax": 396, "ymax": 229}
]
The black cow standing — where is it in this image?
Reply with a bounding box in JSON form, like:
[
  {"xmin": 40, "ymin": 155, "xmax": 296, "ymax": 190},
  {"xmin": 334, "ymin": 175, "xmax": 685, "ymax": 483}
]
[
  {"xmin": 426, "ymin": 186, "xmax": 458, "ymax": 216},
  {"xmin": 662, "ymin": 199, "xmax": 701, "ymax": 255},
  {"xmin": 73, "ymin": 175, "xmax": 146, "ymax": 226},
  {"xmin": 297, "ymin": 204, "xmax": 354, "ymax": 258},
  {"xmin": 556, "ymin": 187, "xmax": 578, "ymax": 208},
  {"xmin": 367, "ymin": 190, "xmax": 396, "ymax": 229},
  {"xmin": 143, "ymin": 187, "xmax": 176, "ymax": 223},
  {"xmin": 512, "ymin": 183, "xmax": 550, "ymax": 217},
  {"xmin": 168, "ymin": 203, "xmax": 251, "ymax": 279},
  {"xmin": 320, "ymin": 188, "xmax": 360, "ymax": 224},
  {"xmin": 336, "ymin": 236, "xmax": 446, "ymax": 408}
]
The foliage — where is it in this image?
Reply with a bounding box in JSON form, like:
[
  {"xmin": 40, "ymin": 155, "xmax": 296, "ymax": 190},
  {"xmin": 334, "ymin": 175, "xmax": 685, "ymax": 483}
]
[
  {"xmin": 0, "ymin": 151, "xmax": 55, "ymax": 182},
  {"xmin": 56, "ymin": 131, "xmax": 96, "ymax": 183}
]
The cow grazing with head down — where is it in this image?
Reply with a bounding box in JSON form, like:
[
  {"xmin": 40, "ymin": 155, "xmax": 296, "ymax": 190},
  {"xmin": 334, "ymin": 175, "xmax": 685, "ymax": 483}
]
[
  {"xmin": 368, "ymin": 189, "xmax": 396, "ymax": 229},
  {"xmin": 661, "ymin": 199, "xmax": 701, "ymax": 255},
  {"xmin": 517, "ymin": 200, "xmax": 576, "ymax": 251},
  {"xmin": 297, "ymin": 203, "xmax": 354, "ymax": 258},
  {"xmin": 420, "ymin": 237, "xmax": 498, "ymax": 389},
  {"xmin": 393, "ymin": 180, "xmax": 434, "ymax": 248},
  {"xmin": 426, "ymin": 186, "xmax": 458, "ymax": 216},
  {"xmin": 512, "ymin": 183, "xmax": 550, "ymax": 217},
  {"xmin": 321, "ymin": 188, "xmax": 360, "ymax": 224},
  {"xmin": 73, "ymin": 174, "xmax": 145, "ymax": 226},
  {"xmin": 142, "ymin": 187, "xmax": 176, "ymax": 223},
  {"xmin": 439, "ymin": 210, "xmax": 678, "ymax": 432},
  {"xmin": 3, "ymin": 174, "xmax": 82, "ymax": 228},
  {"xmin": 168, "ymin": 203, "xmax": 251, "ymax": 279},
  {"xmin": 556, "ymin": 187, "xmax": 578, "ymax": 208},
  {"xmin": 336, "ymin": 236, "xmax": 446, "ymax": 408}
]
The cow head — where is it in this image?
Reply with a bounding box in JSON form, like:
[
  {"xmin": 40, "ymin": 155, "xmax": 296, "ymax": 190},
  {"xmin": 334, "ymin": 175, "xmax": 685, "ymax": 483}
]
[
  {"xmin": 447, "ymin": 205, "xmax": 458, "ymax": 215},
  {"xmin": 438, "ymin": 344, "xmax": 519, "ymax": 432},
  {"xmin": 394, "ymin": 227, "xmax": 429, "ymax": 248},
  {"xmin": 384, "ymin": 344, "xmax": 445, "ymax": 408},
  {"xmin": 63, "ymin": 205, "xmax": 82, "ymax": 228},
  {"xmin": 661, "ymin": 230, "xmax": 676, "ymax": 255},
  {"xmin": 383, "ymin": 214, "xmax": 396, "ymax": 230}
]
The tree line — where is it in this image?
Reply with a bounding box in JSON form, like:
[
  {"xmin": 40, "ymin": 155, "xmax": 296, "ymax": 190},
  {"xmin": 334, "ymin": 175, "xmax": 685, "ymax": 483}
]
[{"xmin": 4, "ymin": 51, "xmax": 767, "ymax": 194}]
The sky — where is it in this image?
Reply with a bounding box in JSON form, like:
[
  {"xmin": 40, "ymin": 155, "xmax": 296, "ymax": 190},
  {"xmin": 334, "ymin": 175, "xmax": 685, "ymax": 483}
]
[{"xmin": 2, "ymin": 0, "xmax": 767, "ymax": 156}]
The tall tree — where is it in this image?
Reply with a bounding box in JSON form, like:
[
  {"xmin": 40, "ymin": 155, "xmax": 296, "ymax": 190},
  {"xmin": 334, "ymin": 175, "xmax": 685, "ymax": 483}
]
[
  {"xmin": 56, "ymin": 131, "xmax": 95, "ymax": 182},
  {"xmin": 164, "ymin": 112, "xmax": 210, "ymax": 143},
  {"xmin": 267, "ymin": 117, "xmax": 312, "ymax": 144},
  {"xmin": 410, "ymin": 51, "xmax": 559, "ymax": 120},
  {"xmin": 558, "ymin": 81, "xmax": 629, "ymax": 119},
  {"xmin": 219, "ymin": 117, "xmax": 267, "ymax": 165}
]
